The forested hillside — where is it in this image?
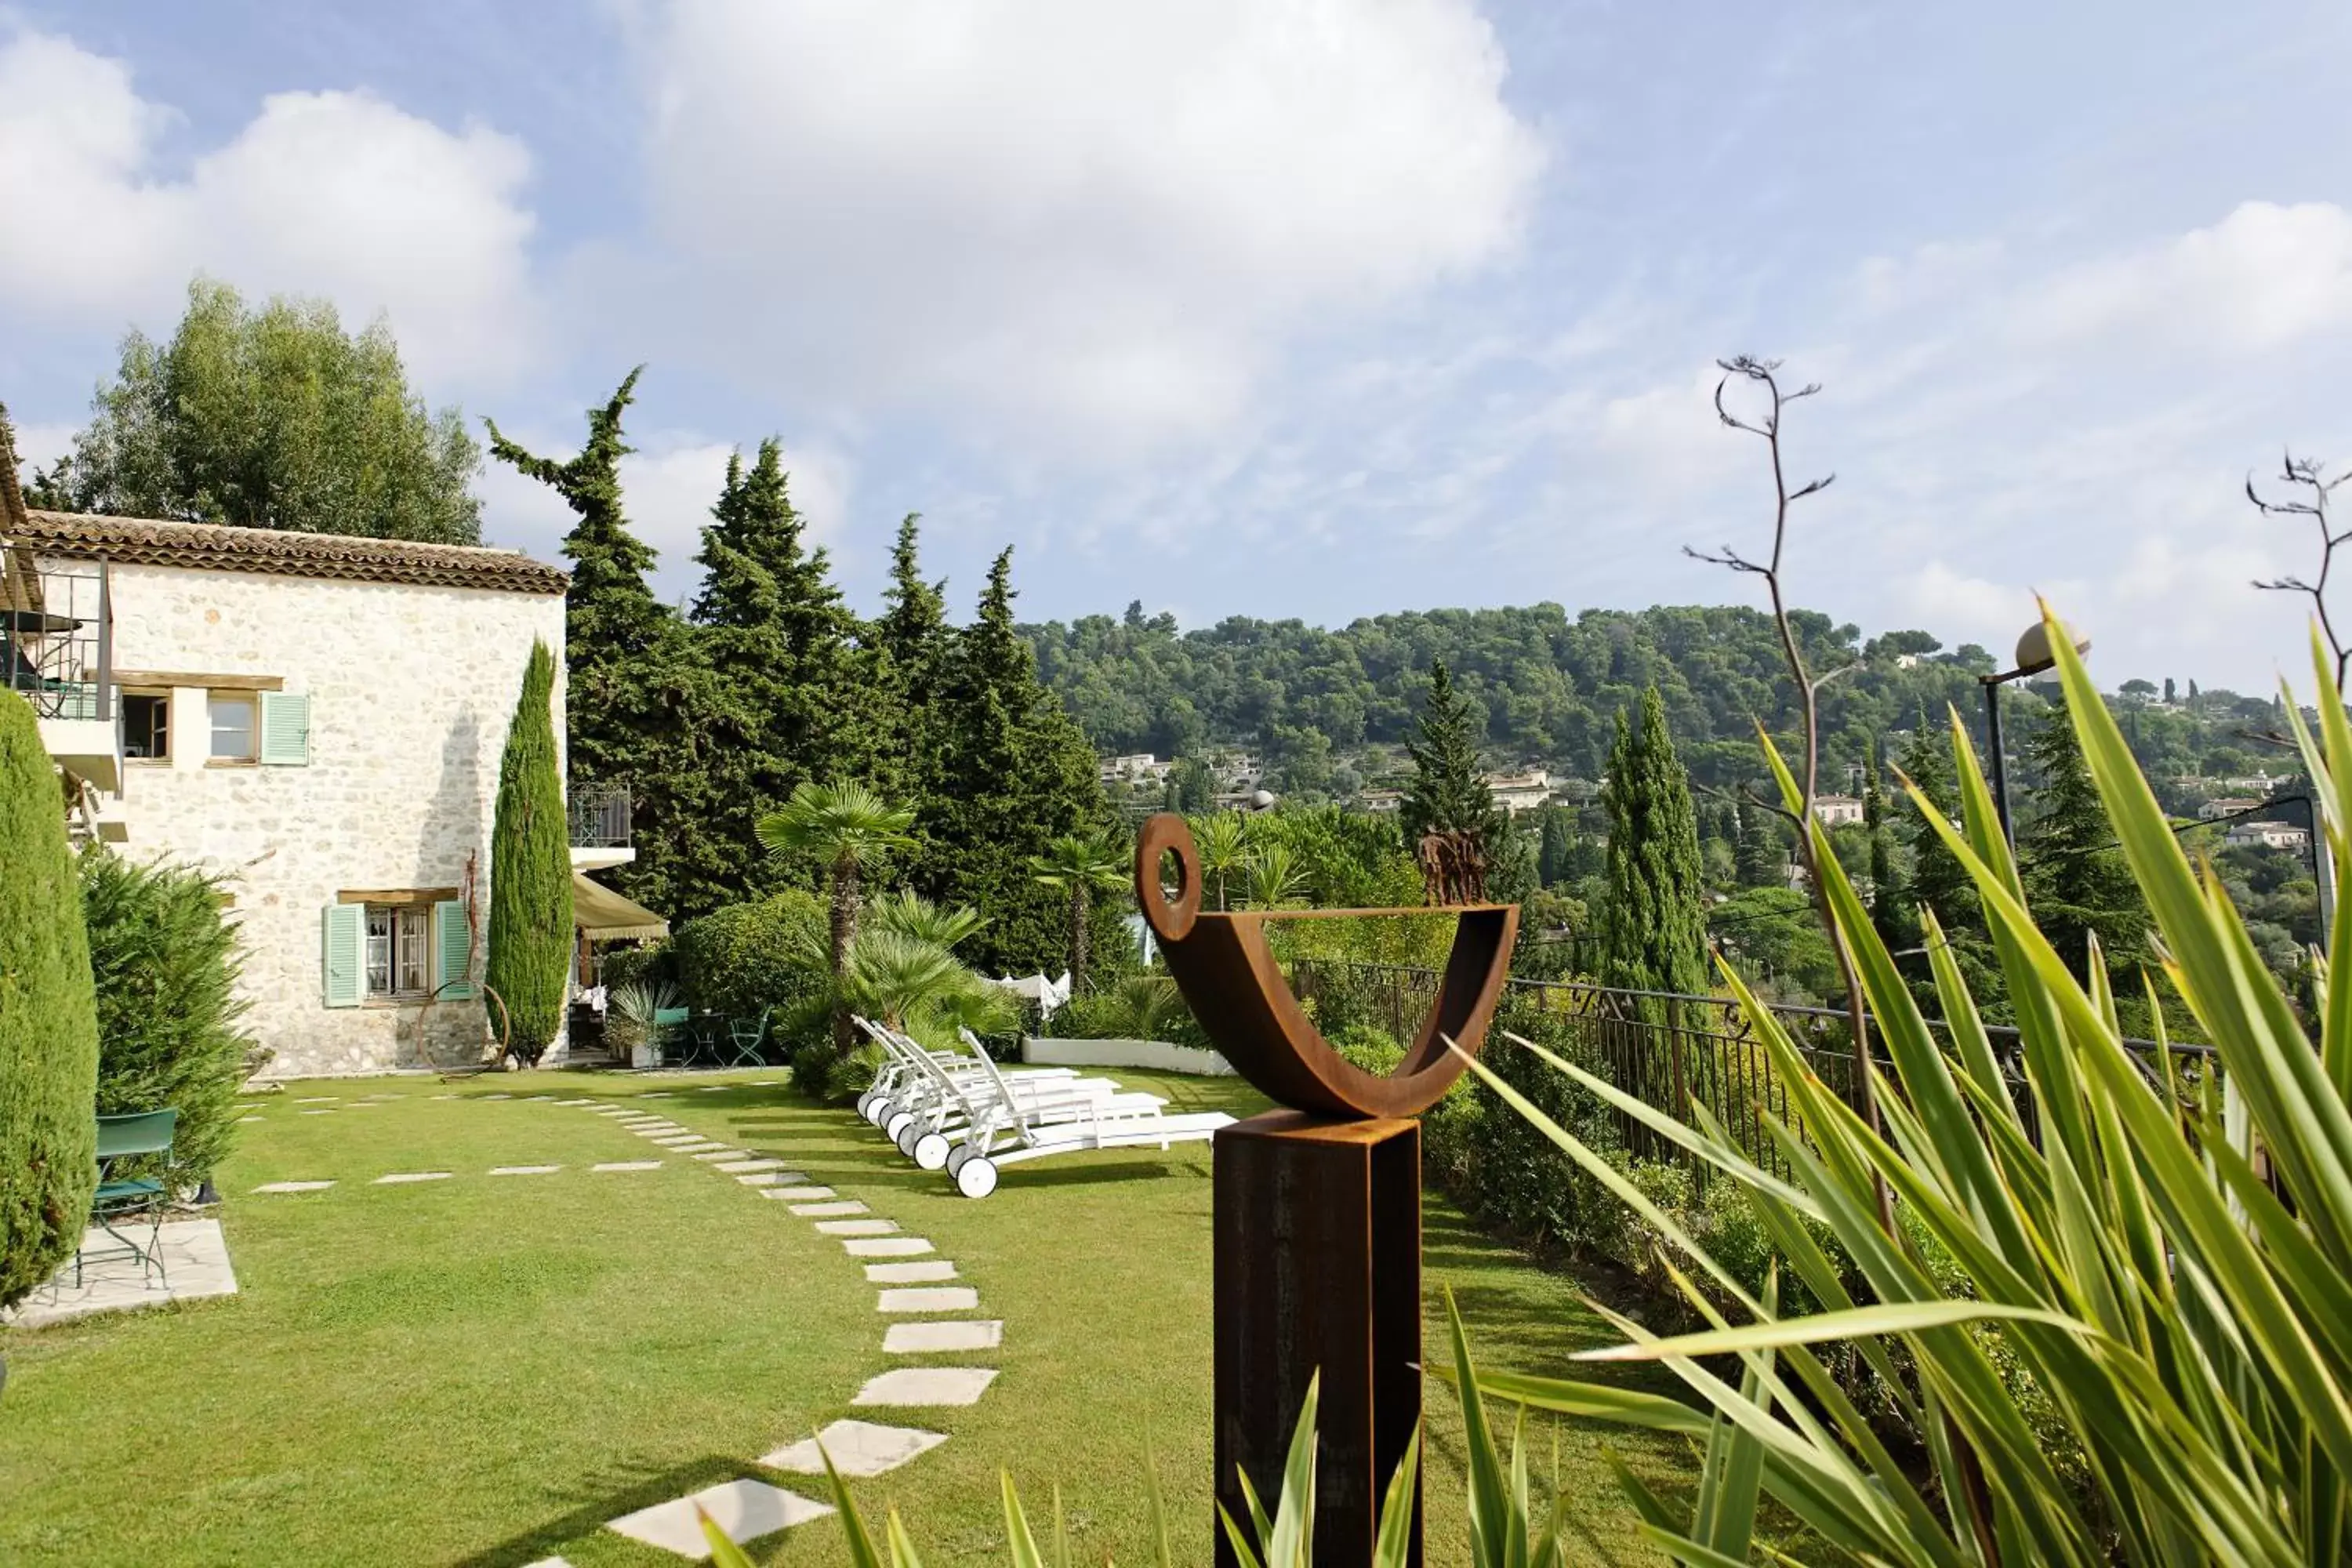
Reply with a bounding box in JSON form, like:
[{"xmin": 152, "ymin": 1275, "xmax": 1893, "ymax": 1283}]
[{"xmin": 1024, "ymin": 601, "xmax": 2292, "ymax": 798}]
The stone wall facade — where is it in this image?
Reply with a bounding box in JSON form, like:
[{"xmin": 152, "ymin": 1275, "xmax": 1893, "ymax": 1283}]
[{"xmin": 61, "ymin": 555, "xmax": 569, "ymax": 1078}]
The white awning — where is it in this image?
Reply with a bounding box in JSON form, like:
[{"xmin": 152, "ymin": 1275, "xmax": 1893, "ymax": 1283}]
[{"xmin": 572, "ymin": 874, "xmax": 668, "ymax": 942}]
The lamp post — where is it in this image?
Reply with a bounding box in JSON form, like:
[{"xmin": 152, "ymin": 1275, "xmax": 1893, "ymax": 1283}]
[{"xmin": 1980, "ymin": 621, "xmax": 2091, "ymax": 848}]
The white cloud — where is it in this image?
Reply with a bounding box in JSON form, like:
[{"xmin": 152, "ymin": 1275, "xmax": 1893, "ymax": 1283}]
[
  {"xmin": 0, "ymin": 27, "xmax": 540, "ymax": 387},
  {"xmin": 620, "ymin": 0, "xmax": 1545, "ymax": 453},
  {"xmin": 2015, "ymin": 201, "xmax": 2352, "ymax": 354}
]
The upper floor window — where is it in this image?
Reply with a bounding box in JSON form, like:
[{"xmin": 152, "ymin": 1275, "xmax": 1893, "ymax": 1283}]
[
  {"xmin": 209, "ymin": 694, "xmax": 256, "ymax": 761},
  {"xmin": 123, "ymin": 692, "xmax": 169, "ymax": 760}
]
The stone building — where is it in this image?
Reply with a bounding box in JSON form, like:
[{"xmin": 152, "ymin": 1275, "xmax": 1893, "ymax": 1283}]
[{"xmin": 8, "ymin": 510, "xmax": 641, "ymax": 1078}]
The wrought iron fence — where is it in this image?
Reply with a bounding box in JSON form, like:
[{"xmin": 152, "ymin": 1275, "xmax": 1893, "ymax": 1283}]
[
  {"xmin": 0, "ymin": 554, "xmax": 111, "ymax": 721},
  {"xmin": 569, "ymin": 782, "xmax": 632, "ymax": 848},
  {"xmin": 1287, "ymin": 957, "xmax": 2205, "ymax": 1179}
]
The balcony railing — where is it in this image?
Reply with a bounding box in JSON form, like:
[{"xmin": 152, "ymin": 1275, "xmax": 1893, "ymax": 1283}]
[
  {"xmin": 0, "ymin": 550, "xmax": 111, "ymax": 722},
  {"xmin": 570, "ymin": 782, "xmax": 632, "ymax": 848}
]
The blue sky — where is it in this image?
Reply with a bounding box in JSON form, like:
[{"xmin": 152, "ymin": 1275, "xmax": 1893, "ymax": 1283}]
[{"xmin": 5, "ymin": 2, "xmax": 2350, "ymax": 691}]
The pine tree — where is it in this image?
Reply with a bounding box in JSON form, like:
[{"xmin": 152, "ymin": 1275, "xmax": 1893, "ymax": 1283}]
[
  {"xmin": 487, "ymin": 371, "xmax": 710, "ymax": 917},
  {"xmin": 1895, "ymin": 716, "xmax": 2002, "ymax": 1007},
  {"xmin": 2023, "ymin": 697, "xmax": 2151, "ymax": 986},
  {"xmin": 1537, "ymin": 806, "xmax": 1574, "ymax": 887},
  {"xmin": 0, "ymin": 691, "xmax": 102, "ymax": 1308},
  {"xmin": 1400, "ymin": 660, "xmax": 1504, "ymax": 895},
  {"xmin": 876, "ymin": 514, "xmax": 953, "ymax": 724},
  {"xmin": 922, "ymin": 549, "xmax": 1112, "ymax": 975},
  {"xmin": 682, "ymin": 440, "xmax": 878, "ymax": 916},
  {"xmin": 1864, "ymin": 761, "xmax": 1909, "ymax": 952},
  {"xmin": 1736, "ymin": 803, "xmax": 1783, "ymax": 888},
  {"xmin": 485, "ymin": 641, "xmax": 573, "ymax": 1065},
  {"xmin": 1595, "ymin": 688, "xmax": 1710, "ymax": 996}
]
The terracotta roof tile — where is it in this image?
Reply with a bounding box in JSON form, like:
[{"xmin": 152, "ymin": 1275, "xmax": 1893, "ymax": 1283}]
[{"xmin": 11, "ymin": 510, "xmax": 568, "ymax": 597}]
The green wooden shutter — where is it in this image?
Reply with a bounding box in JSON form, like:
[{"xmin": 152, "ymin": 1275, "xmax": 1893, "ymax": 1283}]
[
  {"xmin": 259, "ymin": 691, "xmax": 310, "ymax": 765},
  {"xmin": 432, "ymin": 900, "xmax": 474, "ymax": 1000},
  {"xmin": 321, "ymin": 903, "xmax": 364, "ymax": 1007}
]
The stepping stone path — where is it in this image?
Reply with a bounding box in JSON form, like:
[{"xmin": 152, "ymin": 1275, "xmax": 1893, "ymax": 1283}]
[
  {"xmin": 607, "ymin": 1479, "xmax": 833, "ymax": 1558},
  {"xmin": 489, "ymin": 1165, "xmax": 561, "ymax": 1176},
  {"xmin": 534, "ymin": 1083, "xmax": 1004, "ymax": 1558},
  {"xmin": 253, "ymin": 1180, "xmax": 334, "ymax": 1194},
  {"xmin": 373, "ymin": 1171, "xmax": 452, "ymax": 1185}
]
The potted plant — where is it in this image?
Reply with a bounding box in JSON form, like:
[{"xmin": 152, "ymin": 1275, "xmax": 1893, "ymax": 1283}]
[{"xmin": 606, "ymin": 980, "xmax": 680, "ymax": 1070}]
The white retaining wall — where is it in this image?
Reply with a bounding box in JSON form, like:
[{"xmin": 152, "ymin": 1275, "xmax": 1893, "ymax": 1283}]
[{"xmin": 1021, "ymin": 1036, "xmax": 1235, "ymax": 1076}]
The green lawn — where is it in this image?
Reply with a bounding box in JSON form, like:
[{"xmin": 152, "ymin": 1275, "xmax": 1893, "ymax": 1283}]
[{"xmin": 2, "ymin": 1069, "xmax": 1708, "ymax": 1565}]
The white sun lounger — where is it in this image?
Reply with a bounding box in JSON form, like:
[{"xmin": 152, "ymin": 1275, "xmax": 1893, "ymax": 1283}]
[
  {"xmin": 855, "ymin": 1019, "xmax": 1160, "ymax": 1169},
  {"xmin": 853, "ymin": 1019, "xmax": 1088, "ymax": 1131},
  {"xmin": 938, "ymin": 1029, "xmax": 1234, "ymax": 1198}
]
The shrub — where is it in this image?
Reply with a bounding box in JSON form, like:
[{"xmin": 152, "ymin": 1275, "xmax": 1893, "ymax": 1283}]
[
  {"xmin": 0, "ymin": 692, "xmax": 101, "ymax": 1309},
  {"xmin": 485, "ymin": 641, "xmax": 572, "ymax": 1064},
  {"xmin": 673, "ymin": 889, "xmax": 828, "ymax": 1020},
  {"xmin": 605, "ymin": 979, "xmax": 681, "ymax": 1064},
  {"xmin": 79, "ymin": 848, "xmax": 252, "ymax": 1190},
  {"xmin": 598, "ymin": 938, "xmax": 674, "ymax": 996}
]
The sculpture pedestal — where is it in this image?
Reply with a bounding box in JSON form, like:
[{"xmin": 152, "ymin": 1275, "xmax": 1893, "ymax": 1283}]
[{"xmin": 1214, "ymin": 1111, "xmax": 1423, "ymax": 1567}]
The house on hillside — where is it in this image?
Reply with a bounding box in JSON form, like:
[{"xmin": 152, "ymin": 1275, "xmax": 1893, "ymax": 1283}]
[
  {"xmin": 1811, "ymin": 793, "xmax": 1866, "ymax": 826},
  {"xmin": 5, "ymin": 509, "xmax": 659, "ymax": 1078},
  {"xmin": 2224, "ymin": 820, "xmax": 2310, "ymax": 851},
  {"xmin": 2198, "ymin": 797, "xmax": 2265, "ymax": 821},
  {"xmin": 1483, "ymin": 770, "xmax": 1554, "ymax": 813}
]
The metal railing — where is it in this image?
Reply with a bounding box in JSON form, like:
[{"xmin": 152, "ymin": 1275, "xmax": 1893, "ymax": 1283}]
[
  {"xmin": 0, "ymin": 554, "xmax": 111, "ymax": 721},
  {"xmin": 1287, "ymin": 957, "xmax": 2205, "ymax": 1179},
  {"xmin": 569, "ymin": 782, "xmax": 632, "ymax": 848}
]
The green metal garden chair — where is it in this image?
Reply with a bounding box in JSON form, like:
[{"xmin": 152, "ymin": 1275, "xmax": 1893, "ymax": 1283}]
[
  {"xmin": 652, "ymin": 1005, "xmax": 691, "ymax": 1067},
  {"xmin": 727, "ymin": 1007, "xmax": 771, "ymax": 1068},
  {"xmin": 81, "ymin": 1109, "xmax": 178, "ymax": 1287}
]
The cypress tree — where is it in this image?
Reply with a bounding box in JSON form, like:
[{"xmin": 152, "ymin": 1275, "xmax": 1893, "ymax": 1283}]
[
  {"xmin": 1595, "ymin": 687, "xmax": 1710, "ymax": 996},
  {"xmin": 1896, "ymin": 715, "xmax": 2002, "ymax": 1007},
  {"xmin": 922, "ymin": 548, "xmax": 1112, "ymax": 975},
  {"xmin": 0, "ymin": 691, "xmax": 102, "ymax": 1308},
  {"xmin": 1537, "ymin": 805, "xmax": 1574, "ymax": 887},
  {"xmin": 1736, "ymin": 803, "xmax": 1783, "ymax": 888},
  {"xmin": 2023, "ymin": 696, "xmax": 2150, "ymax": 986},
  {"xmin": 485, "ymin": 641, "xmax": 574, "ymax": 1065},
  {"xmin": 488, "ymin": 371, "xmax": 710, "ymax": 917},
  {"xmin": 1399, "ymin": 659, "xmax": 1504, "ymax": 880},
  {"xmin": 683, "ymin": 440, "xmax": 878, "ymax": 916},
  {"xmin": 875, "ymin": 514, "xmax": 952, "ymax": 720},
  {"xmin": 1864, "ymin": 752, "xmax": 1909, "ymax": 950}
]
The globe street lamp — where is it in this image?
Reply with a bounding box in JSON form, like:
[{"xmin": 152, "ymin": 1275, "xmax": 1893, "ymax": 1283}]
[{"xmin": 1980, "ymin": 620, "xmax": 2090, "ymax": 847}]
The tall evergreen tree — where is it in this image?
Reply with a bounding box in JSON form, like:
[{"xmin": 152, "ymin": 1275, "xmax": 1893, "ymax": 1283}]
[
  {"xmin": 1864, "ymin": 751, "xmax": 1909, "ymax": 951},
  {"xmin": 0, "ymin": 690, "xmax": 101, "ymax": 1308},
  {"xmin": 1537, "ymin": 805, "xmax": 1575, "ymax": 887},
  {"xmin": 487, "ymin": 370, "xmax": 710, "ymax": 916},
  {"xmin": 922, "ymin": 548, "xmax": 1112, "ymax": 975},
  {"xmin": 1895, "ymin": 716, "xmax": 2002, "ymax": 1007},
  {"xmin": 1595, "ymin": 688, "xmax": 1710, "ymax": 996},
  {"xmin": 485, "ymin": 641, "xmax": 574, "ymax": 1065},
  {"xmin": 1736, "ymin": 803, "xmax": 1784, "ymax": 888},
  {"xmin": 682, "ymin": 440, "xmax": 878, "ymax": 916},
  {"xmin": 876, "ymin": 514, "xmax": 952, "ymax": 716},
  {"xmin": 1399, "ymin": 660, "xmax": 1504, "ymax": 895},
  {"xmin": 2023, "ymin": 697, "xmax": 2151, "ymax": 985}
]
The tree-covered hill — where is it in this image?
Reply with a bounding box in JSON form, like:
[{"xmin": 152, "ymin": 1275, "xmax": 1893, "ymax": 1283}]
[{"xmin": 1022, "ymin": 600, "xmax": 2292, "ymax": 800}]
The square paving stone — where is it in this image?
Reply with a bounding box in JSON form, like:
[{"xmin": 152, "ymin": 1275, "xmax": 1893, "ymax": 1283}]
[
  {"xmin": 480, "ymin": 1093, "xmax": 513, "ymax": 1101},
  {"xmin": 593, "ymin": 1161, "xmax": 663, "ymax": 1172},
  {"xmin": 866, "ymin": 1261, "xmax": 958, "ymax": 1284},
  {"xmin": 818, "ymin": 1218, "xmax": 898, "ymax": 1236},
  {"xmin": 606, "ymin": 1477, "xmax": 833, "ymax": 1559},
  {"xmin": 739, "ymin": 1173, "xmax": 785, "ymax": 1186},
  {"xmin": 716, "ymin": 1158, "xmax": 786, "ymax": 1174},
  {"xmin": 238, "ymin": 1116, "xmax": 263, "ymax": 1123},
  {"xmin": 884, "ymin": 1319, "xmax": 1003, "ymax": 1354},
  {"xmin": 299, "ymin": 1110, "xmax": 336, "ymax": 1116},
  {"xmin": 294, "ymin": 1096, "xmax": 339, "ymax": 1103},
  {"xmin": 760, "ymin": 1419, "xmax": 948, "ymax": 1478},
  {"xmin": 373, "ymin": 1172, "xmax": 453, "ymax": 1185},
  {"xmin": 488, "ymin": 1165, "xmax": 562, "ymax": 1176},
  {"xmin": 792, "ymin": 1200, "xmax": 869, "ymax": 1218},
  {"xmin": 693, "ymin": 1149, "xmax": 750, "ymax": 1163},
  {"xmin": 252, "ymin": 1180, "xmax": 334, "ymax": 1193},
  {"xmin": 844, "ymin": 1236, "xmax": 932, "ymax": 1257},
  {"xmin": 771, "ymin": 1185, "xmax": 834, "ymax": 1200},
  {"xmin": 851, "ymin": 1367, "xmax": 998, "ymax": 1407},
  {"xmin": 878, "ymin": 1286, "xmax": 979, "ymax": 1313}
]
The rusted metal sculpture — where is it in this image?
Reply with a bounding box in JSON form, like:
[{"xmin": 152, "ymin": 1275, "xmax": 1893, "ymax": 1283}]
[{"xmin": 1136, "ymin": 813, "xmax": 1519, "ymax": 1566}]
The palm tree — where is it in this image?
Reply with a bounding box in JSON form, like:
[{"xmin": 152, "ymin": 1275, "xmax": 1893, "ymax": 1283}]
[
  {"xmin": 757, "ymin": 780, "xmax": 916, "ymax": 1045},
  {"xmin": 836, "ymin": 930, "xmax": 971, "ymax": 1033},
  {"xmin": 1027, "ymin": 828, "xmax": 1128, "ymax": 992},
  {"xmin": 864, "ymin": 889, "xmax": 985, "ymax": 952},
  {"xmin": 1189, "ymin": 811, "xmax": 1250, "ymax": 911},
  {"xmin": 1242, "ymin": 842, "xmax": 1306, "ymax": 909}
]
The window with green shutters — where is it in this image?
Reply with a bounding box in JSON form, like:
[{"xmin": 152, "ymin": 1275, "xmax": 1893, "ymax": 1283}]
[
  {"xmin": 258, "ymin": 691, "xmax": 310, "ymax": 765},
  {"xmin": 432, "ymin": 900, "xmax": 474, "ymax": 1000},
  {"xmin": 321, "ymin": 903, "xmax": 364, "ymax": 1007}
]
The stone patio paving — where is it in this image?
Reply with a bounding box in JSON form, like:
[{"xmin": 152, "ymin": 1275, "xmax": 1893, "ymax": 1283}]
[{"xmin": 3, "ymin": 1218, "xmax": 240, "ymax": 1329}]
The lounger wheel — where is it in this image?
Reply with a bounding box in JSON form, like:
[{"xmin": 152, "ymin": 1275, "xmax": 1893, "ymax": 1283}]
[
  {"xmin": 895, "ymin": 1119, "xmax": 926, "ymax": 1156},
  {"xmin": 863, "ymin": 1095, "xmax": 891, "ymax": 1126},
  {"xmin": 884, "ymin": 1110, "xmax": 915, "ymax": 1143},
  {"xmin": 943, "ymin": 1143, "xmax": 972, "ymax": 1177},
  {"xmin": 956, "ymin": 1156, "xmax": 998, "ymax": 1198},
  {"xmin": 913, "ymin": 1131, "xmax": 952, "ymax": 1171},
  {"xmin": 855, "ymin": 1091, "xmax": 878, "ymax": 1119}
]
